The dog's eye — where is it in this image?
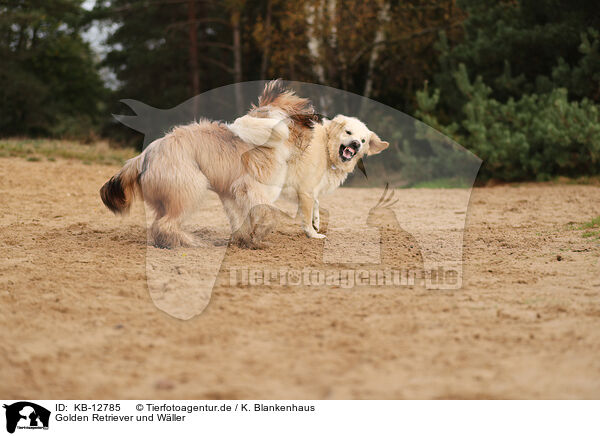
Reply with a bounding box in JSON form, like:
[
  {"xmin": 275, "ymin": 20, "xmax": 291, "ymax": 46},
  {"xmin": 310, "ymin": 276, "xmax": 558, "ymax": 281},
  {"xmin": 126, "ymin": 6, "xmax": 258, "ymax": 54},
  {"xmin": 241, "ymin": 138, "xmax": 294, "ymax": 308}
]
[
  {"xmin": 361, "ymin": 139, "xmax": 365, "ymax": 143},
  {"xmin": 345, "ymin": 130, "xmax": 352, "ymax": 135}
]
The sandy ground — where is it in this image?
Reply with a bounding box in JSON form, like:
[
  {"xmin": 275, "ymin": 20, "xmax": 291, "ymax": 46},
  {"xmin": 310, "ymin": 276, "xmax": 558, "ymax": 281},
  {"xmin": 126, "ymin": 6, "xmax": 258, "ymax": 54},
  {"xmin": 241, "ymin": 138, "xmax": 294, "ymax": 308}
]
[{"xmin": 1, "ymin": 157, "xmax": 600, "ymax": 399}]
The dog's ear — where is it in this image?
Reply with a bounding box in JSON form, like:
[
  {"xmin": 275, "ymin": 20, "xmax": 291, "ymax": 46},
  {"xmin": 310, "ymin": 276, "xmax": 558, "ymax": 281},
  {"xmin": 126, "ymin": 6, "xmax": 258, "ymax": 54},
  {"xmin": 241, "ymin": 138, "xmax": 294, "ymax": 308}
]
[{"xmin": 368, "ymin": 132, "xmax": 389, "ymax": 155}]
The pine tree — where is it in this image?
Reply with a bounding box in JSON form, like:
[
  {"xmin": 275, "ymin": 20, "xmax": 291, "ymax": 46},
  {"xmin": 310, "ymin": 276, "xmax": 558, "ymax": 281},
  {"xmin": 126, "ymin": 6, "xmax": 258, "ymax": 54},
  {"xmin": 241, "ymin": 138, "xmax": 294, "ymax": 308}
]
[
  {"xmin": 0, "ymin": 0, "xmax": 106, "ymax": 138},
  {"xmin": 415, "ymin": 0, "xmax": 600, "ymax": 181}
]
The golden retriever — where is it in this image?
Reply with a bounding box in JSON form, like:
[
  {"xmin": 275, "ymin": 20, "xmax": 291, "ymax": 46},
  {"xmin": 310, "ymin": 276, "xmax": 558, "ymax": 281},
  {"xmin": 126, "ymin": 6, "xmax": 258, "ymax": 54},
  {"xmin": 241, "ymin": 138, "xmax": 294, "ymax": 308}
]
[{"xmin": 284, "ymin": 114, "xmax": 389, "ymax": 238}]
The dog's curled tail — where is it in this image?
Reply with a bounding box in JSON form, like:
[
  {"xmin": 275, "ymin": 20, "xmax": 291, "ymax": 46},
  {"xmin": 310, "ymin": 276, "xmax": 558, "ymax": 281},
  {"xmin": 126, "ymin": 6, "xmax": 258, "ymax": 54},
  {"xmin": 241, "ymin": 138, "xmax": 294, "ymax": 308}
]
[{"xmin": 100, "ymin": 155, "xmax": 142, "ymax": 215}]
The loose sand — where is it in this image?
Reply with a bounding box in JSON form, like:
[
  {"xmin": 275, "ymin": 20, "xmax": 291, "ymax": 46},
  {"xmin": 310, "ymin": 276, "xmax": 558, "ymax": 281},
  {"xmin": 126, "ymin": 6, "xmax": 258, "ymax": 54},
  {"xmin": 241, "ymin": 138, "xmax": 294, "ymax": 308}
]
[{"xmin": 1, "ymin": 158, "xmax": 599, "ymax": 399}]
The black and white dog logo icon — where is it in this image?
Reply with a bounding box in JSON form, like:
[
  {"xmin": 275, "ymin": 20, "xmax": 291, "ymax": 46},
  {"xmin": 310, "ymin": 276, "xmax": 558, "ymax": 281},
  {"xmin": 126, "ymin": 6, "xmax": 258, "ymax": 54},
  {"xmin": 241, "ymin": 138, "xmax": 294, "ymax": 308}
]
[{"xmin": 3, "ymin": 402, "xmax": 50, "ymax": 433}]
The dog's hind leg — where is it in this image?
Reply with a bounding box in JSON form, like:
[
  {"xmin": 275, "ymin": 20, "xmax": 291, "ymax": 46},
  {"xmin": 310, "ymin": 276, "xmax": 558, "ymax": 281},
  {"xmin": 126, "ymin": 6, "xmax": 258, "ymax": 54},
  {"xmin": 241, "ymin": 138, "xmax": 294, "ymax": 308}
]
[
  {"xmin": 312, "ymin": 198, "xmax": 320, "ymax": 231},
  {"xmin": 145, "ymin": 191, "xmax": 200, "ymax": 249},
  {"xmin": 149, "ymin": 188, "xmax": 201, "ymax": 248},
  {"xmin": 150, "ymin": 213, "xmax": 196, "ymax": 249},
  {"xmin": 140, "ymin": 153, "xmax": 208, "ymax": 248},
  {"xmin": 144, "ymin": 190, "xmax": 198, "ymax": 248}
]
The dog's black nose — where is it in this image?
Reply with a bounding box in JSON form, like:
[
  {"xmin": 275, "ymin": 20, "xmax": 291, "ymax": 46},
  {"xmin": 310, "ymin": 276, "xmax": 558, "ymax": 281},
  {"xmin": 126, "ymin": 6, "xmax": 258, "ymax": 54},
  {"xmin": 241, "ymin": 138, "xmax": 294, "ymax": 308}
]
[{"xmin": 349, "ymin": 140, "xmax": 360, "ymax": 150}]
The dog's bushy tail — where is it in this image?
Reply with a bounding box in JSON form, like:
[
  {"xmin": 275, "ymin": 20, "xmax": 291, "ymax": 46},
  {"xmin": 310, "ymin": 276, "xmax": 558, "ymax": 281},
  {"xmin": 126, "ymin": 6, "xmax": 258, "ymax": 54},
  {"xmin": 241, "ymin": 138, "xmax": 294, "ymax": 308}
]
[
  {"xmin": 257, "ymin": 79, "xmax": 321, "ymax": 128},
  {"xmin": 100, "ymin": 155, "xmax": 142, "ymax": 215}
]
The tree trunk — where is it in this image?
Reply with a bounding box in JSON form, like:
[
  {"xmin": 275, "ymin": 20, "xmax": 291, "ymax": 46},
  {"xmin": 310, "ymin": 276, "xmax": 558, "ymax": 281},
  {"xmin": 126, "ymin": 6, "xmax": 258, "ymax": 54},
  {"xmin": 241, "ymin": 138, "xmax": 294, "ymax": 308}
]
[
  {"xmin": 260, "ymin": 0, "xmax": 272, "ymax": 79},
  {"xmin": 327, "ymin": 0, "xmax": 341, "ymax": 87},
  {"xmin": 187, "ymin": 0, "xmax": 200, "ymax": 116},
  {"xmin": 31, "ymin": 25, "xmax": 39, "ymax": 48},
  {"xmin": 16, "ymin": 24, "xmax": 25, "ymax": 51},
  {"xmin": 288, "ymin": 52, "xmax": 296, "ymax": 80},
  {"xmin": 305, "ymin": 0, "xmax": 326, "ymax": 84},
  {"xmin": 231, "ymin": 7, "xmax": 244, "ymax": 114},
  {"xmin": 363, "ymin": 1, "xmax": 390, "ymax": 100}
]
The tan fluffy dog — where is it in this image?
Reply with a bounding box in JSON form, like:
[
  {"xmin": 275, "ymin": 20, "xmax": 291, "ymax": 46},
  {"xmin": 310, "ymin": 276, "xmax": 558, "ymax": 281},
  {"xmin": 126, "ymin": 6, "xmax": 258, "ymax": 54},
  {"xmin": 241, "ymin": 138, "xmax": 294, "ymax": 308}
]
[
  {"xmin": 100, "ymin": 81, "xmax": 318, "ymax": 248},
  {"xmin": 284, "ymin": 115, "xmax": 389, "ymax": 238}
]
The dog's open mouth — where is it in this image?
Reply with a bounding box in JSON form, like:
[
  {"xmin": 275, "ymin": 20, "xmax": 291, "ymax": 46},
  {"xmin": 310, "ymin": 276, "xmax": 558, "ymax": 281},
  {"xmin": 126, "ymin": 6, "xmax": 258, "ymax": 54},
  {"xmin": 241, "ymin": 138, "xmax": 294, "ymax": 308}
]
[{"xmin": 339, "ymin": 144, "xmax": 358, "ymax": 162}]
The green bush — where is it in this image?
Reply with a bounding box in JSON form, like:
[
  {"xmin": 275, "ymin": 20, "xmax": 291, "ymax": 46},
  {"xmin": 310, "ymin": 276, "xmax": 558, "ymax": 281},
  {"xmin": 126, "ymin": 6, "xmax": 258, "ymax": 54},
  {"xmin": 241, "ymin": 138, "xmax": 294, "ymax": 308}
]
[
  {"xmin": 413, "ymin": 0, "xmax": 600, "ymax": 182},
  {"xmin": 417, "ymin": 63, "xmax": 600, "ymax": 181},
  {"xmin": 414, "ymin": 7, "xmax": 600, "ymax": 183}
]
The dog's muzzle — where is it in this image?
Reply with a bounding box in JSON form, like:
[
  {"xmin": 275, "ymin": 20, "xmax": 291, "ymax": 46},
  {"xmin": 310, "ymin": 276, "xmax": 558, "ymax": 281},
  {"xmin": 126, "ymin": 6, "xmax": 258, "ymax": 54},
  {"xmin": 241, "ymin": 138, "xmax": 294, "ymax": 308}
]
[{"xmin": 339, "ymin": 141, "xmax": 360, "ymax": 162}]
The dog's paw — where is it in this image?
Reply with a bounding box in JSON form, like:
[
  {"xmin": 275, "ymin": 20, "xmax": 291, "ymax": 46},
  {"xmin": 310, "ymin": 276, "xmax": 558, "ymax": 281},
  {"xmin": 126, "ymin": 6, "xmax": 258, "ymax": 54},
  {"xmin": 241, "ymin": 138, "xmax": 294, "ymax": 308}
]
[
  {"xmin": 250, "ymin": 235, "xmax": 271, "ymax": 250},
  {"xmin": 231, "ymin": 231, "xmax": 252, "ymax": 248},
  {"xmin": 304, "ymin": 227, "xmax": 326, "ymax": 239}
]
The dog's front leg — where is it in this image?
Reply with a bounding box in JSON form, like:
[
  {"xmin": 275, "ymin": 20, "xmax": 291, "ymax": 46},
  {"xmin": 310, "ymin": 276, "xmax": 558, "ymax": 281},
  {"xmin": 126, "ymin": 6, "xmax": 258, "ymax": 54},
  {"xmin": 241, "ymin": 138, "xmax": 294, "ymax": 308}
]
[
  {"xmin": 222, "ymin": 196, "xmax": 254, "ymax": 248},
  {"xmin": 249, "ymin": 203, "xmax": 276, "ymax": 248},
  {"xmin": 312, "ymin": 198, "xmax": 320, "ymax": 231},
  {"xmin": 299, "ymin": 192, "xmax": 325, "ymax": 238}
]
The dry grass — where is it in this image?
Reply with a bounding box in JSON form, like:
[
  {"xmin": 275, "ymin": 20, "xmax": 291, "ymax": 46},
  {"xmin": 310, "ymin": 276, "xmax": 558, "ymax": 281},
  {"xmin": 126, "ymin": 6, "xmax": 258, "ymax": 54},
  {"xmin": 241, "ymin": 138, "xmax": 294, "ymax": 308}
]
[{"xmin": 0, "ymin": 138, "xmax": 136, "ymax": 166}]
